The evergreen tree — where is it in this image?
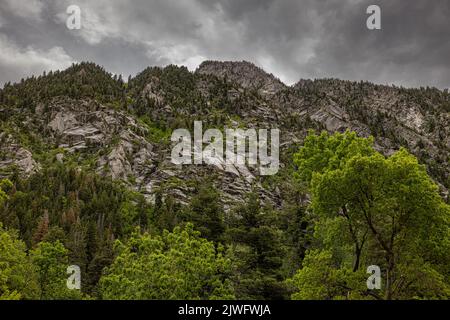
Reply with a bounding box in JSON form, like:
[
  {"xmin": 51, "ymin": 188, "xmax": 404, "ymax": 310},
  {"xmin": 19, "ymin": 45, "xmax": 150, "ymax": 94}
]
[
  {"xmin": 226, "ymin": 193, "xmax": 288, "ymax": 299},
  {"xmin": 185, "ymin": 183, "xmax": 225, "ymax": 242}
]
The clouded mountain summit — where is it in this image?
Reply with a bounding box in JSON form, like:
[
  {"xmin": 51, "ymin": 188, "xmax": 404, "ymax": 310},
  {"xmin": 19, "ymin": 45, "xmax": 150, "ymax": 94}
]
[{"xmin": 0, "ymin": 0, "xmax": 449, "ymax": 89}]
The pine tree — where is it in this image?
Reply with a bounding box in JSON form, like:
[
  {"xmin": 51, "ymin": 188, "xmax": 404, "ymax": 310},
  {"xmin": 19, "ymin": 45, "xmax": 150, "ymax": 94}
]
[{"xmin": 33, "ymin": 212, "xmax": 49, "ymax": 246}]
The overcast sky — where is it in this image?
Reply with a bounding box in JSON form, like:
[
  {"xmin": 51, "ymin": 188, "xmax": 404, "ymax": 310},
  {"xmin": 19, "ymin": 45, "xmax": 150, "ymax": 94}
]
[{"xmin": 0, "ymin": 0, "xmax": 449, "ymax": 89}]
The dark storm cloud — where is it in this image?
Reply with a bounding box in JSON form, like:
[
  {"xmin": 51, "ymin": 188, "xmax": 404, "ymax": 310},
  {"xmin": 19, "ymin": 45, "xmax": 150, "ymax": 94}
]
[
  {"xmin": 306, "ymin": 0, "xmax": 450, "ymax": 88},
  {"xmin": 0, "ymin": 0, "xmax": 449, "ymax": 89}
]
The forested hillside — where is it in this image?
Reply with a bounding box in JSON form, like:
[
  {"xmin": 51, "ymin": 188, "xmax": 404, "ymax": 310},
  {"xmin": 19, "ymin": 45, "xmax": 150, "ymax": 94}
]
[{"xmin": 0, "ymin": 61, "xmax": 449, "ymax": 300}]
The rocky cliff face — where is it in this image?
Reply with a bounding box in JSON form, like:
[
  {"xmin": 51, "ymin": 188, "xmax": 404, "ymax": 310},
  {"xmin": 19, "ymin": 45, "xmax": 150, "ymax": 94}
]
[
  {"xmin": 1, "ymin": 61, "xmax": 449, "ymax": 207},
  {"xmin": 197, "ymin": 61, "xmax": 286, "ymax": 97}
]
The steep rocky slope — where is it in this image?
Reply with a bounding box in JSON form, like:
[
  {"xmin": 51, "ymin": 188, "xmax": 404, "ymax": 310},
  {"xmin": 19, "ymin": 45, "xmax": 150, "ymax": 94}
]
[{"xmin": 0, "ymin": 61, "xmax": 449, "ymax": 208}]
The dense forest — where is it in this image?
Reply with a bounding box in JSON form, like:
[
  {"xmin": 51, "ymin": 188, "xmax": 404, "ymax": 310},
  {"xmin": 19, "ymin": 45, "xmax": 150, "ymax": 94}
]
[{"xmin": 0, "ymin": 62, "xmax": 449, "ymax": 300}]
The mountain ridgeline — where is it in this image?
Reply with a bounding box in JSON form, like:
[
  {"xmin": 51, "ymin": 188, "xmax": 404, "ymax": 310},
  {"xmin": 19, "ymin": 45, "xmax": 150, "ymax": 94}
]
[{"xmin": 0, "ymin": 61, "xmax": 449, "ymax": 300}]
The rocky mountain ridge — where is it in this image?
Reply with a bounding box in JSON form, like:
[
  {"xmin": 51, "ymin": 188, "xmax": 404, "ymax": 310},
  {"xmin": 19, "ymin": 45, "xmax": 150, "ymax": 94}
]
[{"xmin": 0, "ymin": 61, "xmax": 449, "ymax": 207}]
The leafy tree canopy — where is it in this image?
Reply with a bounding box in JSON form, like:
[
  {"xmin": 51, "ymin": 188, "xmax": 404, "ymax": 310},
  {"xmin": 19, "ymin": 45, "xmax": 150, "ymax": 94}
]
[
  {"xmin": 100, "ymin": 223, "xmax": 235, "ymax": 300},
  {"xmin": 0, "ymin": 224, "xmax": 40, "ymax": 300},
  {"xmin": 290, "ymin": 131, "xmax": 450, "ymax": 300}
]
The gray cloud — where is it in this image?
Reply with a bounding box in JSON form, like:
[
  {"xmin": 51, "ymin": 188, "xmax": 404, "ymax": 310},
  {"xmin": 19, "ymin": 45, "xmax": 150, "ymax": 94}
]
[{"xmin": 0, "ymin": 0, "xmax": 449, "ymax": 89}]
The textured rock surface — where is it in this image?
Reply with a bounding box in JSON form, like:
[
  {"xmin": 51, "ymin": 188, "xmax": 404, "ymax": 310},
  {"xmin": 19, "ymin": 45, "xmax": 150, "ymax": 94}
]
[{"xmin": 1, "ymin": 61, "xmax": 449, "ymax": 205}]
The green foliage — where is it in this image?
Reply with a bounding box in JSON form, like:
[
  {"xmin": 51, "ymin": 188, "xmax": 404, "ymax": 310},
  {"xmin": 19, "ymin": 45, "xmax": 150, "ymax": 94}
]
[
  {"xmin": 151, "ymin": 191, "xmax": 183, "ymax": 232},
  {"xmin": 0, "ymin": 224, "xmax": 40, "ymax": 300},
  {"xmin": 294, "ymin": 130, "xmax": 375, "ymax": 185},
  {"xmin": 138, "ymin": 115, "xmax": 172, "ymax": 143},
  {"xmin": 1, "ymin": 59, "xmax": 449, "ymax": 301},
  {"xmin": 31, "ymin": 241, "xmax": 83, "ymax": 299},
  {"xmin": 225, "ymin": 193, "xmax": 288, "ymax": 299},
  {"xmin": 291, "ymin": 131, "xmax": 450, "ymax": 300},
  {"xmin": 184, "ymin": 183, "xmax": 225, "ymax": 242},
  {"xmin": 0, "ymin": 62, "xmax": 125, "ymax": 109},
  {"xmin": 100, "ymin": 224, "xmax": 234, "ymax": 300},
  {"xmin": 0, "ymin": 163, "xmax": 152, "ymax": 297},
  {"xmin": 0, "ymin": 179, "xmax": 12, "ymax": 207},
  {"xmin": 288, "ymin": 249, "xmax": 368, "ymax": 300}
]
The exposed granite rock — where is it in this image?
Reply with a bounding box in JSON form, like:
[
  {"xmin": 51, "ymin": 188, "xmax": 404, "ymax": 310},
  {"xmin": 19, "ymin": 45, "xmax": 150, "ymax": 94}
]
[{"xmin": 1, "ymin": 61, "xmax": 449, "ymax": 206}]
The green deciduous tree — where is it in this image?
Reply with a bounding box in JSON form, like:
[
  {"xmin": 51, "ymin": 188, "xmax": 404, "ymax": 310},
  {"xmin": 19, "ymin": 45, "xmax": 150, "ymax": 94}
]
[
  {"xmin": 290, "ymin": 131, "xmax": 450, "ymax": 300},
  {"xmin": 99, "ymin": 224, "xmax": 234, "ymax": 300},
  {"xmin": 287, "ymin": 249, "xmax": 367, "ymax": 300},
  {"xmin": 31, "ymin": 241, "xmax": 83, "ymax": 300},
  {"xmin": 0, "ymin": 224, "xmax": 40, "ymax": 300}
]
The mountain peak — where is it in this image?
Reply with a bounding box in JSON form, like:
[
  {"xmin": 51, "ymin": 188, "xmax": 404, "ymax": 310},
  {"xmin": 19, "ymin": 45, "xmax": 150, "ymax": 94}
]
[{"xmin": 196, "ymin": 60, "xmax": 286, "ymax": 95}]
